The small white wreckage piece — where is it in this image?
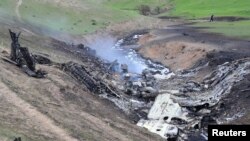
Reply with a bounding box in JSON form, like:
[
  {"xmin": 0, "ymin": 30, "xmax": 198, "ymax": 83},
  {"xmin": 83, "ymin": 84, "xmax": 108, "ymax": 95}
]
[
  {"xmin": 137, "ymin": 93, "xmax": 189, "ymax": 139},
  {"xmin": 137, "ymin": 120, "xmax": 178, "ymax": 139}
]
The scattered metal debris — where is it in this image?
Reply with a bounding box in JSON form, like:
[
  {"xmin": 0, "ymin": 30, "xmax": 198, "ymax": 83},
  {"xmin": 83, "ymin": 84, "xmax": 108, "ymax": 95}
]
[
  {"xmin": 33, "ymin": 54, "xmax": 52, "ymax": 65},
  {"xmin": 5, "ymin": 29, "xmax": 248, "ymax": 140},
  {"xmin": 13, "ymin": 137, "xmax": 22, "ymax": 141},
  {"xmin": 139, "ymin": 58, "xmax": 250, "ymax": 140}
]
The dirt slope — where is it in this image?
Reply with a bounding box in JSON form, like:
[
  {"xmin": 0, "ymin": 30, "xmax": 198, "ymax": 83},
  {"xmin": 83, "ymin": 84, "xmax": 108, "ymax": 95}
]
[
  {"xmin": 0, "ymin": 18, "xmax": 164, "ymax": 141},
  {"xmin": 0, "ymin": 80, "xmax": 78, "ymax": 141},
  {"xmin": 15, "ymin": 0, "xmax": 22, "ymax": 21},
  {"xmin": 0, "ymin": 50, "xmax": 163, "ymax": 141},
  {"xmin": 139, "ymin": 39, "xmax": 214, "ymax": 71}
]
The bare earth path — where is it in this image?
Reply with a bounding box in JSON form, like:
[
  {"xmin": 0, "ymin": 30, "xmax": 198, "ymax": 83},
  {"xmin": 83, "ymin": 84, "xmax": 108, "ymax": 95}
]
[
  {"xmin": 0, "ymin": 81, "xmax": 78, "ymax": 141},
  {"xmin": 15, "ymin": 0, "xmax": 22, "ymax": 21}
]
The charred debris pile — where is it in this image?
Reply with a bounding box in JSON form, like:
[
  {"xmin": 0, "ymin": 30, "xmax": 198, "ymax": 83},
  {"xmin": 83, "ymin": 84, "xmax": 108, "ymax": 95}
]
[
  {"xmin": 52, "ymin": 33, "xmax": 250, "ymax": 140},
  {"xmin": 3, "ymin": 30, "xmax": 250, "ymax": 141},
  {"xmin": 142, "ymin": 58, "xmax": 250, "ymax": 140},
  {"xmin": 58, "ymin": 38, "xmax": 162, "ymax": 113},
  {"xmin": 2, "ymin": 30, "xmax": 161, "ymax": 114}
]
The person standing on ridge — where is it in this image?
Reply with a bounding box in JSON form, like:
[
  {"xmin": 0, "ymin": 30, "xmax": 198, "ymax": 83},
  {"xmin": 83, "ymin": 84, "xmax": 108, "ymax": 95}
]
[{"xmin": 210, "ymin": 14, "xmax": 214, "ymax": 22}]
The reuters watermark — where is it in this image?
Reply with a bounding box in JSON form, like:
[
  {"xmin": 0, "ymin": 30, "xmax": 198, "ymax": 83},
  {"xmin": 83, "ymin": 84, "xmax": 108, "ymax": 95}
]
[{"xmin": 208, "ymin": 125, "xmax": 249, "ymax": 140}]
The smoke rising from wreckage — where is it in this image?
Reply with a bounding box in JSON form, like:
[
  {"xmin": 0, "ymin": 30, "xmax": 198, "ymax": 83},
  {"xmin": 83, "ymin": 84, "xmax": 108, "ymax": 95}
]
[
  {"xmin": 84, "ymin": 34, "xmax": 250, "ymax": 140},
  {"xmin": 2, "ymin": 28, "xmax": 250, "ymax": 141},
  {"xmin": 52, "ymin": 32, "xmax": 250, "ymax": 140},
  {"xmin": 0, "ymin": 0, "xmax": 250, "ymax": 140}
]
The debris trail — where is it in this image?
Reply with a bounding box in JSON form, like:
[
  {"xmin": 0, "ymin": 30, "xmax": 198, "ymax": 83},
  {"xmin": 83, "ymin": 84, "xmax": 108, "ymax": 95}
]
[{"xmin": 0, "ymin": 81, "xmax": 79, "ymax": 141}]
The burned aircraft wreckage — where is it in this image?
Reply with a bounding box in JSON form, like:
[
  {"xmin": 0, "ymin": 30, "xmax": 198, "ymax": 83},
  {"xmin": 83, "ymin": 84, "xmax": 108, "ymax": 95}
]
[
  {"xmin": 3, "ymin": 30, "xmax": 47, "ymax": 78},
  {"xmin": 4, "ymin": 30, "xmax": 250, "ymax": 141},
  {"xmin": 58, "ymin": 34, "xmax": 250, "ymax": 141}
]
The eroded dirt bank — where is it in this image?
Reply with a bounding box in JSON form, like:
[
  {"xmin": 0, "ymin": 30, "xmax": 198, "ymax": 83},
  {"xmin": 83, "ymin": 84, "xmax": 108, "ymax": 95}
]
[{"xmin": 137, "ymin": 25, "xmax": 250, "ymax": 72}]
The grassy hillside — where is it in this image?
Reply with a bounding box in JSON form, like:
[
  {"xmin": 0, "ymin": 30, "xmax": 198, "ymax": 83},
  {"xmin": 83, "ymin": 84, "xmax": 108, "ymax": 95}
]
[
  {"xmin": 168, "ymin": 0, "xmax": 250, "ymax": 18},
  {"xmin": 165, "ymin": 0, "xmax": 250, "ymax": 39},
  {"xmin": 0, "ymin": 0, "xmax": 249, "ymax": 38},
  {"xmin": 194, "ymin": 20, "xmax": 250, "ymax": 39},
  {"xmin": 0, "ymin": 0, "xmax": 167, "ymax": 35},
  {"xmin": 20, "ymin": 0, "xmax": 138, "ymax": 34}
]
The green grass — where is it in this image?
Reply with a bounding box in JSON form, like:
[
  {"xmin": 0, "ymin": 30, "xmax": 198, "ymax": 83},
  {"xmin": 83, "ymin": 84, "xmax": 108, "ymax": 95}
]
[
  {"xmin": 168, "ymin": 0, "xmax": 250, "ymax": 19},
  {"xmin": 161, "ymin": 0, "xmax": 250, "ymax": 39},
  {"xmin": 0, "ymin": 0, "xmax": 168, "ymax": 35},
  {"xmin": 1, "ymin": 0, "xmax": 249, "ymax": 38},
  {"xmin": 20, "ymin": 0, "xmax": 96, "ymax": 34},
  {"xmin": 19, "ymin": 0, "xmax": 136, "ymax": 34},
  {"xmin": 194, "ymin": 20, "xmax": 250, "ymax": 39},
  {"xmin": 0, "ymin": 0, "xmax": 16, "ymax": 16}
]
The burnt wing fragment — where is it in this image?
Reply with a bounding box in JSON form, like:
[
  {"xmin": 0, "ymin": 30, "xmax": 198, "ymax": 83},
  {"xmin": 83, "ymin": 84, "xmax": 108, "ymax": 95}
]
[
  {"xmin": 62, "ymin": 62, "xmax": 122, "ymax": 98},
  {"xmin": 8, "ymin": 29, "xmax": 47, "ymax": 78},
  {"xmin": 62, "ymin": 62, "xmax": 99, "ymax": 92}
]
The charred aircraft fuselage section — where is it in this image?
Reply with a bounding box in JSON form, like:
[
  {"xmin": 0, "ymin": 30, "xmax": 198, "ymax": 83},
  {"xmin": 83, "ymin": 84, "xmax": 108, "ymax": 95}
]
[{"xmin": 8, "ymin": 30, "xmax": 47, "ymax": 78}]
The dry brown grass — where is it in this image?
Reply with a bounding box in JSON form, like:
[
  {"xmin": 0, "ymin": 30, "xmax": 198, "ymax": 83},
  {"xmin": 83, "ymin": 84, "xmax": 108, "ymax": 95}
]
[{"xmin": 0, "ymin": 52, "xmax": 163, "ymax": 141}]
